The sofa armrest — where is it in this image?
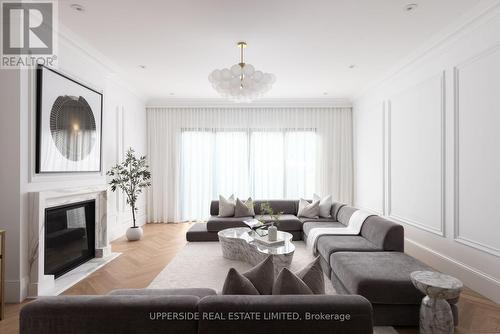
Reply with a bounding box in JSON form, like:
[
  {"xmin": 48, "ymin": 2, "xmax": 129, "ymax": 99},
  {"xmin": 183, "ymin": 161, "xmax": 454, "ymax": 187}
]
[
  {"xmin": 197, "ymin": 294, "xmax": 373, "ymax": 334},
  {"xmin": 20, "ymin": 295, "xmax": 199, "ymax": 334},
  {"xmin": 360, "ymin": 216, "xmax": 404, "ymax": 251}
]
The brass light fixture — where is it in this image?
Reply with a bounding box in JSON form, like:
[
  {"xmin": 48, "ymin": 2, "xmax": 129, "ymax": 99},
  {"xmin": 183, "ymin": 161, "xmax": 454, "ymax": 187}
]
[{"xmin": 208, "ymin": 41, "xmax": 276, "ymax": 102}]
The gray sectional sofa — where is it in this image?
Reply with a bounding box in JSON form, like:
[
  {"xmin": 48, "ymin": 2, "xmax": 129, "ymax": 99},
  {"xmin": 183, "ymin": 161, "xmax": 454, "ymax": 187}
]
[
  {"xmin": 186, "ymin": 199, "xmax": 459, "ymax": 326},
  {"xmin": 20, "ymin": 288, "xmax": 374, "ymax": 334}
]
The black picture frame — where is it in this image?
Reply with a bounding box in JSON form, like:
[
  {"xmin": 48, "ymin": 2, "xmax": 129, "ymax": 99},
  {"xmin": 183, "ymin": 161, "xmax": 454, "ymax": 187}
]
[{"xmin": 36, "ymin": 65, "xmax": 103, "ymax": 173}]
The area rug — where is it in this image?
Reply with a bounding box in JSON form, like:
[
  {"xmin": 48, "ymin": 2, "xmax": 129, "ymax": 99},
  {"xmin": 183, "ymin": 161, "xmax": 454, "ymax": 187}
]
[{"xmin": 149, "ymin": 241, "xmax": 398, "ymax": 334}]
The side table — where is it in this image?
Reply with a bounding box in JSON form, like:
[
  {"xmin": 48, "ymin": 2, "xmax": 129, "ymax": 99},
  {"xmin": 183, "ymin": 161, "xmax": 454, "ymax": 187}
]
[{"xmin": 410, "ymin": 270, "xmax": 463, "ymax": 334}]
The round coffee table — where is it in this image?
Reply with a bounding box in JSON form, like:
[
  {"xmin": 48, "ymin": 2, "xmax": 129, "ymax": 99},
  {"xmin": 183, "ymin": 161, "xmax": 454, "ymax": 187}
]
[
  {"xmin": 218, "ymin": 227, "xmax": 295, "ymax": 275},
  {"xmin": 410, "ymin": 271, "xmax": 463, "ymax": 334}
]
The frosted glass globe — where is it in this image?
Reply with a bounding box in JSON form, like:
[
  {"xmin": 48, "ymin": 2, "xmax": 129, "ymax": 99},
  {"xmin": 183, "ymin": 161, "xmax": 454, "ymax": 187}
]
[
  {"xmin": 221, "ymin": 68, "xmax": 232, "ymax": 80},
  {"xmin": 231, "ymin": 64, "xmax": 242, "ymax": 76},
  {"xmin": 243, "ymin": 64, "xmax": 255, "ymax": 76}
]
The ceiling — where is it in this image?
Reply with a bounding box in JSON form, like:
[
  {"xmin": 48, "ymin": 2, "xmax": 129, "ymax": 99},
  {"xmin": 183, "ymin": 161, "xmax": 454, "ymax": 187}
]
[{"xmin": 58, "ymin": 0, "xmax": 482, "ymax": 102}]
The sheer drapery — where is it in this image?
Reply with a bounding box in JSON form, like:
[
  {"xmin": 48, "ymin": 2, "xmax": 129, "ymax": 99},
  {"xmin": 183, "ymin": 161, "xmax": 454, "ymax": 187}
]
[{"xmin": 147, "ymin": 107, "xmax": 353, "ymax": 222}]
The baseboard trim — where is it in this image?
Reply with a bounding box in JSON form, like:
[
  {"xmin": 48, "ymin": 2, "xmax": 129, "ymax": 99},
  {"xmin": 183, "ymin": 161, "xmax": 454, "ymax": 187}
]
[
  {"xmin": 405, "ymin": 237, "xmax": 500, "ymax": 304},
  {"xmin": 6, "ymin": 275, "xmax": 29, "ymax": 303}
]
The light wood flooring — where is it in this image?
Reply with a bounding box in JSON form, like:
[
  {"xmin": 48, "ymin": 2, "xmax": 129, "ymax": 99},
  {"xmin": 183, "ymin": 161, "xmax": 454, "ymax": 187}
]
[{"xmin": 1, "ymin": 223, "xmax": 500, "ymax": 334}]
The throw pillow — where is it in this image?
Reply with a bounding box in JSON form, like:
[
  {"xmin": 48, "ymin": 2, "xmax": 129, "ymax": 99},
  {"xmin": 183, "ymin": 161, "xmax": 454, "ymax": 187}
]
[
  {"xmin": 234, "ymin": 197, "xmax": 256, "ymax": 217},
  {"xmin": 313, "ymin": 194, "xmax": 333, "ymax": 218},
  {"xmin": 222, "ymin": 256, "xmax": 275, "ymax": 295},
  {"xmin": 272, "ymin": 268, "xmax": 313, "ymax": 295},
  {"xmin": 295, "ymin": 256, "xmax": 325, "ymax": 294},
  {"xmin": 218, "ymin": 194, "xmax": 235, "ymax": 217},
  {"xmin": 272, "ymin": 256, "xmax": 324, "ymax": 295},
  {"xmin": 297, "ymin": 198, "xmax": 320, "ymax": 218},
  {"xmin": 222, "ymin": 268, "xmax": 259, "ymax": 295}
]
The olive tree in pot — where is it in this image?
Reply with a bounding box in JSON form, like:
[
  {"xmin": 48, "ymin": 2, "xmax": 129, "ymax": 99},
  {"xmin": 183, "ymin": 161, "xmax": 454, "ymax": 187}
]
[{"xmin": 107, "ymin": 148, "xmax": 151, "ymax": 241}]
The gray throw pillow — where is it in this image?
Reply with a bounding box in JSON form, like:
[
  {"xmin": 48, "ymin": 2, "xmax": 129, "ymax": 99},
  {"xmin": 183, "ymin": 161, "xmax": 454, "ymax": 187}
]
[
  {"xmin": 218, "ymin": 194, "xmax": 235, "ymax": 217},
  {"xmin": 272, "ymin": 256, "xmax": 324, "ymax": 295},
  {"xmin": 272, "ymin": 268, "xmax": 313, "ymax": 295},
  {"xmin": 297, "ymin": 198, "xmax": 320, "ymax": 218},
  {"xmin": 222, "ymin": 268, "xmax": 259, "ymax": 295},
  {"xmin": 295, "ymin": 256, "xmax": 325, "ymax": 294},
  {"xmin": 234, "ymin": 197, "xmax": 255, "ymax": 217},
  {"xmin": 222, "ymin": 256, "xmax": 275, "ymax": 295}
]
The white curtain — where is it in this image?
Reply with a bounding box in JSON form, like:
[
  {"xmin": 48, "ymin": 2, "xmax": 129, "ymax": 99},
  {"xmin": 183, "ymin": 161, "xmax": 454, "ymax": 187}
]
[{"xmin": 147, "ymin": 107, "xmax": 353, "ymax": 223}]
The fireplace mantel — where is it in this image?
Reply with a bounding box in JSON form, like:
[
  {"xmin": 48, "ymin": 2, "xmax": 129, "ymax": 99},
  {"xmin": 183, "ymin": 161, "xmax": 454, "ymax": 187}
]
[{"xmin": 28, "ymin": 185, "xmax": 113, "ymax": 296}]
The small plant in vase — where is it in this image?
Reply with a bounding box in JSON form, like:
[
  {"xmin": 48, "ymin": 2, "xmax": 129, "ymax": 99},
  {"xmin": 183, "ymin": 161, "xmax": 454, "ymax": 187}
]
[
  {"xmin": 259, "ymin": 202, "xmax": 283, "ymax": 241},
  {"xmin": 107, "ymin": 148, "xmax": 151, "ymax": 241}
]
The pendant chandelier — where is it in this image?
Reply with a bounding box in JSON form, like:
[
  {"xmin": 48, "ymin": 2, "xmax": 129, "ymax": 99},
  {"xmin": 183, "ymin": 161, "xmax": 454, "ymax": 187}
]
[{"xmin": 208, "ymin": 42, "xmax": 276, "ymax": 102}]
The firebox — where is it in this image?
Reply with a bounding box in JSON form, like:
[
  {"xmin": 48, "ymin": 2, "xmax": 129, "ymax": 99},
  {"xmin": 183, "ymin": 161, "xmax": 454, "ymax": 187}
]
[{"xmin": 44, "ymin": 200, "xmax": 96, "ymax": 278}]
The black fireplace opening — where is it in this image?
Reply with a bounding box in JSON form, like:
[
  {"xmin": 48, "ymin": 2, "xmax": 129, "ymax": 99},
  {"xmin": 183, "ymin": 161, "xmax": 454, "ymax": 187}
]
[{"xmin": 44, "ymin": 200, "xmax": 96, "ymax": 278}]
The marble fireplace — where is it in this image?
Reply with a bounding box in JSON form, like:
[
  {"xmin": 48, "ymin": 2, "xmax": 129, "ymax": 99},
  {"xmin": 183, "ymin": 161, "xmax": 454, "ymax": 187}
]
[{"xmin": 28, "ymin": 185, "xmax": 118, "ymax": 296}]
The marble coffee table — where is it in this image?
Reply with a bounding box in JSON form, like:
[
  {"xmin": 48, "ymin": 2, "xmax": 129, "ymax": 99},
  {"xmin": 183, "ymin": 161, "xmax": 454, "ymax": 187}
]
[
  {"xmin": 410, "ymin": 271, "xmax": 463, "ymax": 334},
  {"xmin": 218, "ymin": 227, "xmax": 295, "ymax": 275}
]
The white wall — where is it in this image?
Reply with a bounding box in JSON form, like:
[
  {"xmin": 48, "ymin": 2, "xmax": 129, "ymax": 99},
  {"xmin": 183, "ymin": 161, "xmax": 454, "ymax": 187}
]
[
  {"xmin": 0, "ymin": 69, "xmax": 22, "ymax": 304},
  {"xmin": 1, "ymin": 27, "xmax": 146, "ymax": 302},
  {"xmin": 354, "ymin": 2, "xmax": 500, "ymax": 303}
]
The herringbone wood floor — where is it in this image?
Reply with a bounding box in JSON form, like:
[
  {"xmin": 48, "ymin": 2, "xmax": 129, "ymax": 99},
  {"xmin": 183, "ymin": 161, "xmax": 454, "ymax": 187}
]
[{"xmin": 1, "ymin": 223, "xmax": 500, "ymax": 334}]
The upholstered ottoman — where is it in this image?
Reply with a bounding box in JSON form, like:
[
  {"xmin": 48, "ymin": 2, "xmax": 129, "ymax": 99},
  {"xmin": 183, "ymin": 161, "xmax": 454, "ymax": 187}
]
[{"xmin": 330, "ymin": 251, "xmax": 459, "ymax": 326}]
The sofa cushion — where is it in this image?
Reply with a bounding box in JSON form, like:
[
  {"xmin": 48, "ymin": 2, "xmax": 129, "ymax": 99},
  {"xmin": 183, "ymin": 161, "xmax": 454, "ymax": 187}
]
[
  {"xmin": 331, "ymin": 252, "xmax": 432, "ymax": 305},
  {"xmin": 206, "ymin": 216, "xmax": 252, "ymax": 232},
  {"xmin": 108, "ymin": 288, "xmax": 217, "ymax": 299},
  {"xmin": 318, "ymin": 236, "xmax": 381, "ymax": 263},
  {"xmin": 254, "ymin": 214, "xmax": 302, "ymax": 231},
  {"xmin": 337, "ymin": 205, "xmax": 358, "ymax": 225},
  {"xmin": 302, "ymin": 221, "xmax": 344, "ymax": 238}
]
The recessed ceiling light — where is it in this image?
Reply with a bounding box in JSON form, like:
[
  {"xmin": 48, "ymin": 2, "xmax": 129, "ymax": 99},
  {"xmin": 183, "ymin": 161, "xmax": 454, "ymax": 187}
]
[
  {"xmin": 349, "ymin": 64, "xmax": 356, "ymax": 69},
  {"xmin": 323, "ymin": 92, "xmax": 328, "ymax": 96},
  {"xmin": 70, "ymin": 4, "xmax": 85, "ymax": 12},
  {"xmin": 138, "ymin": 65, "xmax": 146, "ymax": 69},
  {"xmin": 404, "ymin": 4, "xmax": 418, "ymax": 12},
  {"xmin": 169, "ymin": 92, "xmax": 175, "ymax": 96}
]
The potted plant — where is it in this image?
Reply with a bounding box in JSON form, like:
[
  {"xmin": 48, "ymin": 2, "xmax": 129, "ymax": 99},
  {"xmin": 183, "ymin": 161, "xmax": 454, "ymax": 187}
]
[
  {"xmin": 259, "ymin": 202, "xmax": 283, "ymax": 241},
  {"xmin": 107, "ymin": 148, "xmax": 151, "ymax": 241}
]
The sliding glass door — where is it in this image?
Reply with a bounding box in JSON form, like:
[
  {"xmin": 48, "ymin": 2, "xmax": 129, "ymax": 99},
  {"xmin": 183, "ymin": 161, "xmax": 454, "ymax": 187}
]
[{"xmin": 180, "ymin": 129, "xmax": 316, "ymax": 220}]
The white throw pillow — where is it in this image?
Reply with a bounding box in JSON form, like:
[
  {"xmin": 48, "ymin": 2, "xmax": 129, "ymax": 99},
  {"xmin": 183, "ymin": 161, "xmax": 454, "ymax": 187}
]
[
  {"xmin": 219, "ymin": 194, "xmax": 236, "ymax": 217},
  {"xmin": 297, "ymin": 198, "xmax": 320, "ymax": 218},
  {"xmin": 313, "ymin": 194, "xmax": 333, "ymax": 218}
]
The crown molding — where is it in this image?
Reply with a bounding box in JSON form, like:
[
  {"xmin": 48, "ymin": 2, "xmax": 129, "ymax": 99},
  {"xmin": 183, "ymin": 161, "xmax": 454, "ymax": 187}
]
[
  {"xmin": 55, "ymin": 23, "xmax": 147, "ymax": 102},
  {"xmin": 146, "ymin": 98, "xmax": 352, "ymax": 109},
  {"xmin": 354, "ymin": 0, "xmax": 500, "ymax": 101}
]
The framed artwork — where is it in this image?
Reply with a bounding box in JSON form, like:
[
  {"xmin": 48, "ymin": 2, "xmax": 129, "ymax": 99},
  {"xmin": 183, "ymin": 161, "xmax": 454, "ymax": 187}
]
[{"xmin": 36, "ymin": 65, "xmax": 103, "ymax": 173}]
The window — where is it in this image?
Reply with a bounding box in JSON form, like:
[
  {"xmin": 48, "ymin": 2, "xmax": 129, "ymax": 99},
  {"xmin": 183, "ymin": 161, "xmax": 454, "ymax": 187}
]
[{"xmin": 180, "ymin": 129, "xmax": 316, "ymax": 220}]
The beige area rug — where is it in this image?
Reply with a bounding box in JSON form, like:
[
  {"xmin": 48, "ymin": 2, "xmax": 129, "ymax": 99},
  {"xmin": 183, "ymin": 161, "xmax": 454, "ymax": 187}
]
[{"xmin": 149, "ymin": 241, "xmax": 398, "ymax": 334}]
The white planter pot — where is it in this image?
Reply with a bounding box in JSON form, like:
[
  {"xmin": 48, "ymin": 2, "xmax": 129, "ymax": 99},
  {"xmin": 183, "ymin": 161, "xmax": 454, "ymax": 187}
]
[{"xmin": 126, "ymin": 226, "xmax": 143, "ymax": 241}]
